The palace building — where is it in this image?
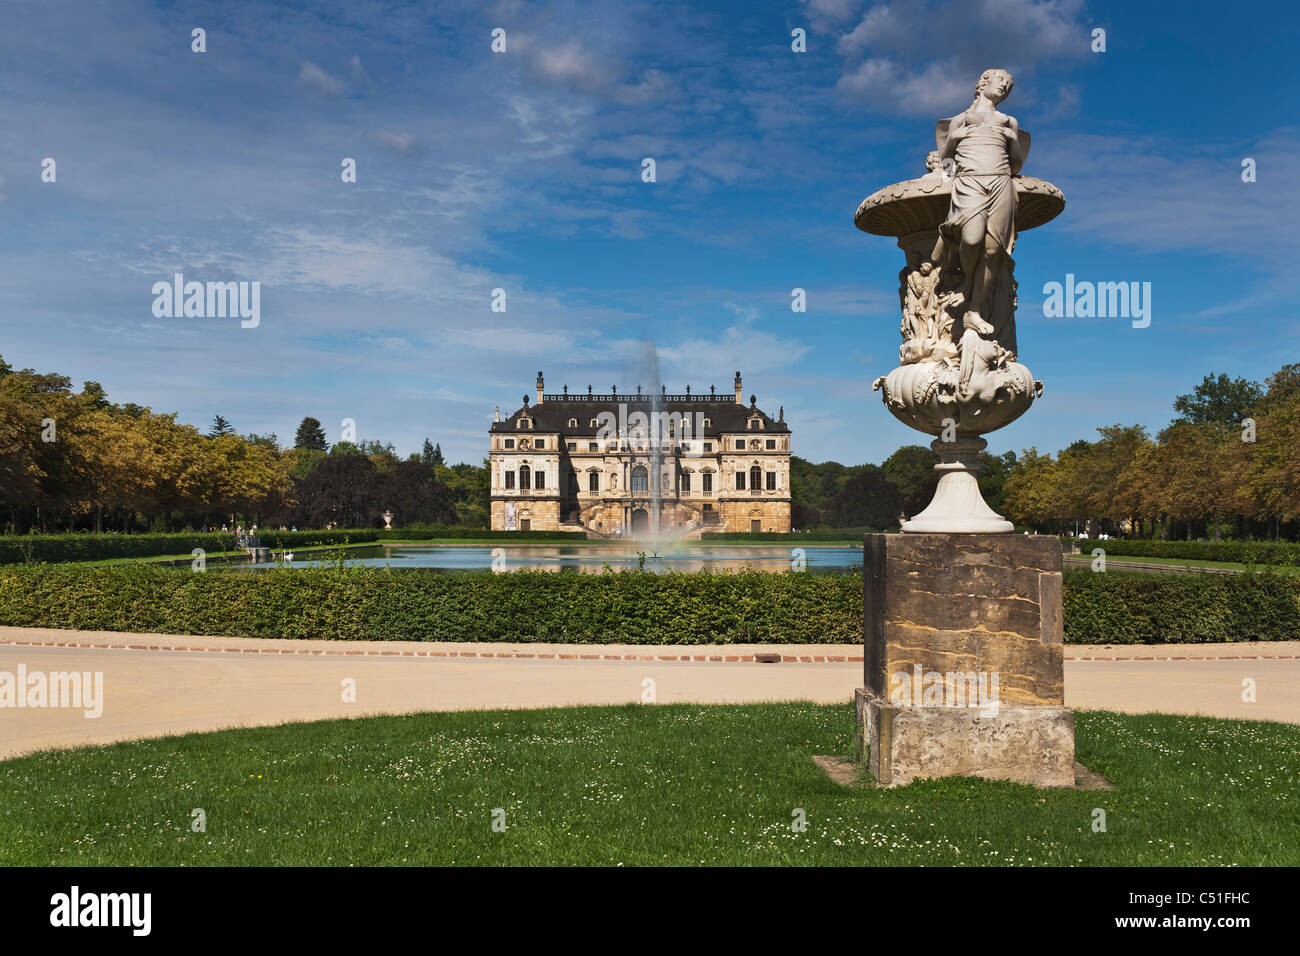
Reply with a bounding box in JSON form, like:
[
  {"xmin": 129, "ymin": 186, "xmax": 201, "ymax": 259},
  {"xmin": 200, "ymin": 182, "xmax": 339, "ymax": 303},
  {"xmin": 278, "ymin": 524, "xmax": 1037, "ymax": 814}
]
[{"xmin": 489, "ymin": 371, "xmax": 791, "ymax": 537}]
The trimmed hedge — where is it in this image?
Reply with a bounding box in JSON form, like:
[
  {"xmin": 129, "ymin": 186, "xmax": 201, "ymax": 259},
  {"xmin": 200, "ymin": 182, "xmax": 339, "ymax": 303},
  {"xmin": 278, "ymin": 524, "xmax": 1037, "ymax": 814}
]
[
  {"xmin": 0, "ymin": 527, "xmax": 592, "ymax": 564},
  {"xmin": 0, "ymin": 565, "xmax": 862, "ymax": 645},
  {"xmin": 0, "ymin": 565, "xmax": 1296, "ymax": 645},
  {"xmin": 0, "ymin": 530, "xmax": 378, "ymax": 565},
  {"xmin": 1063, "ymin": 537, "xmax": 1300, "ymax": 566},
  {"xmin": 1061, "ymin": 569, "xmax": 1300, "ymax": 644}
]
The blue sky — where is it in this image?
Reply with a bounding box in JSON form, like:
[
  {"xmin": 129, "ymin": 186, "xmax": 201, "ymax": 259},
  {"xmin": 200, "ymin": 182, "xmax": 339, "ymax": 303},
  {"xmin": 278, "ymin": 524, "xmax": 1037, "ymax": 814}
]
[{"xmin": 2, "ymin": 0, "xmax": 1297, "ymax": 466}]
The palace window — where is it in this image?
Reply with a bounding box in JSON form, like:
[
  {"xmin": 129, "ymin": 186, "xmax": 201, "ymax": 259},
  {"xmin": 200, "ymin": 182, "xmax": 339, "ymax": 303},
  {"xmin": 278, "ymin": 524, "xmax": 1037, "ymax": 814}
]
[
  {"xmin": 701, "ymin": 472, "xmax": 713, "ymax": 493},
  {"xmin": 534, "ymin": 470, "xmax": 545, "ymax": 490},
  {"xmin": 735, "ymin": 440, "xmax": 745, "ymax": 450},
  {"xmin": 680, "ymin": 441, "xmax": 690, "ymax": 452},
  {"xmin": 588, "ymin": 441, "xmax": 598, "ymax": 452},
  {"xmin": 518, "ymin": 418, "xmax": 532, "ymax": 429},
  {"xmin": 505, "ymin": 471, "xmax": 515, "ymax": 489},
  {"xmin": 535, "ymin": 439, "xmax": 545, "ymax": 449},
  {"xmin": 766, "ymin": 439, "xmax": 776, "ymax": 450},
  {"xmin": 736, "ymin": 471, "xmax": 746, "ymax": 490},
  {"xmin": 704, "ymin": 442, "xmax": 712, "ymax": 452},
  {"xmin": 631, "ymin": 466, "xmax": 648, "ymax": 492},
  {"xmin": 519, "ymin": 465, "xmax": 531, "ymax": 490},
  {"xmin": 750, "ymin": 465, "xmax": 761, "ymax": 490},
  {"xmin": 766, "ymin": 471, "xmax": 777, "ymax": 491},
  {"xmin": 589, "ymin": 472, "xmax": 599, "ymax": 492},
  {"xmin": 504, "ymin": 438, "xmax": 515, "ymax": 449},
  {"xmin": 590, "ymin": 418, "xmax": 598, "ymax": 427},
  {"xmin": 681, "ymin": 472, "xmax": 691, "ymax": 492},
  {"xmin": 568, "ymin": 418, "xmax": 578, "ymax": 427},
  {"xmin": 567, "ymin": 442, "xmax": 576, "ymax": 451},
  {"xmin": 703, "ymin": 418, "xmax": 711, "ymax": 428}
]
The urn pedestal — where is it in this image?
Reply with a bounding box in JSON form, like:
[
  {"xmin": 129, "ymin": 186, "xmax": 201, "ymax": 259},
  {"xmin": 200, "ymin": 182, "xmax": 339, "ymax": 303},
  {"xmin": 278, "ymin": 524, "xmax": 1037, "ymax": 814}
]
[{"xmin": 854, "ymin": 533, "xmax": 1075, "ymax": 788}]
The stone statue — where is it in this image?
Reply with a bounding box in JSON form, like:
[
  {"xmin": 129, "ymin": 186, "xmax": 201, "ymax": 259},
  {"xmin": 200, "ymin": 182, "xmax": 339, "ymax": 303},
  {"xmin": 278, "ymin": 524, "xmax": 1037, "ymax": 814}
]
[
  {"xmin": 925, "ymin": 68, "xmax": 1027, "ymax": 334},
  {"xmin": 855, "ymin": 69, "xmax": 1064, "ymax": 532}
]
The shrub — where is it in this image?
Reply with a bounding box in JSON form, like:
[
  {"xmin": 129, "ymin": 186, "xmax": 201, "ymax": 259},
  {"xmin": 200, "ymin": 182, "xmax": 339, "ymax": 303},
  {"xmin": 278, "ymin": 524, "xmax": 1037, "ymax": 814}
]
[
  {"xmin": 0, "ymin": 565, "xmax": 863, "ymax": 645},
  {"xmin": 1061, "ymin": 569, "xmax": 1300, "ymax": 644},
  {"xmin": 1061, "ymin": 537, "xmax": 1300, "ymax": 566},
  {"xmin": 0, "ymin": 531, "xmax": 382, "ymax": 564},
  {"xmin": 1, "ymin": 564, "xmax": 1295, "ymax": 645}
]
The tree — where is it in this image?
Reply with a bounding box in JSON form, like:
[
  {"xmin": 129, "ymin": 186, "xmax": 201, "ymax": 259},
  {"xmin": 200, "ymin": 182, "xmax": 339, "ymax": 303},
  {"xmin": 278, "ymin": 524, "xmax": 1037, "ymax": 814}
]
[
  {"xmin": 1001, "ymin": 448, "xmax": 1059, "ymax": 529},
  {"xmin": 1168, "ymin": 373, "xmax": 1263, "ymax": 429},
  {"xmin": 244, "ymin": 432, "xmax": 279, "ymax": 451},
  {"xmin": 294, "ymin": 417, "xmax": 329, "ymax": 451},
  {"xmin": 826, "ymin": 465, "xmax": 902, "ymax": 529},
  {"xmin": 208, "ymin": 415, "xmax": 235, "ymax": 438},
  {"xmin": 882, "ymin": 445, "xmax": 939, "ymax": 518},
  {"xmin": 290, "ymin": 454, "xmax": 381, "ymax": 528},
  {"xmin": 377, "ymin": 461, "xmax": 456, "ymax": 525},
  {"xmin": 359, "ymin": 439, "xmax": 400, "ymax": 472},
  {"xmin": 282, "ymin": 446, "xmax": 327, "ymax": 480}
]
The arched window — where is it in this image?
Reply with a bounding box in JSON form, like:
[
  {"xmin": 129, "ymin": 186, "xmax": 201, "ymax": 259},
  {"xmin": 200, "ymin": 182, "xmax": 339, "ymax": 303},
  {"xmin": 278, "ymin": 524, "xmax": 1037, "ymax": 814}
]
[
  {"xmin": 631, "ymin": 466, "xmax": 648, "ymax": 492},
  {"xmin": 750, "ymin": 465, "xmax": 761, "ymax": 490},
  {"xmin": 519, "ymin": 464, "xmax": 531, "ymax": 490},
  {"xmin": 568, "ymin": 418, "xmax": 578, "ymax": 428}
]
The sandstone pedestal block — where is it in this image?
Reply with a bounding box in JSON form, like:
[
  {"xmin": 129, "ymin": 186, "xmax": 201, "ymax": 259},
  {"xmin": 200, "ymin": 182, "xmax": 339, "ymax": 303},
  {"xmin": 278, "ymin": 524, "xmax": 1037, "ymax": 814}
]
[{"xmin": 855, "ymin": 533, "xmax": 1075, "ymax": 787}]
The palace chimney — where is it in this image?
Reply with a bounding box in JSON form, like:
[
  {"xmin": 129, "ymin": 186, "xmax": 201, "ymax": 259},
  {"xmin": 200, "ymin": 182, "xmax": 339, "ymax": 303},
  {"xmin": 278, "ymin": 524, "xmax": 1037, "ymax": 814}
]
[
  {"xmin": 734, "ymin": 370, "xmax": 743, "ymax": 405},
  {"xmin": 536, "ymin": 371, "xmax": 544, "ymax": 405}
]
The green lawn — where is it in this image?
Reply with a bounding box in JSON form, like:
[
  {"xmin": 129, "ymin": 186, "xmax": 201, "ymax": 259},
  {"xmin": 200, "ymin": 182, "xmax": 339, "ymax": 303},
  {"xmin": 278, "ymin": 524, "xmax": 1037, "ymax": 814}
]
[{"xmin": 2, "ymin": 704, "xmax": 1295, "ymax": 866}]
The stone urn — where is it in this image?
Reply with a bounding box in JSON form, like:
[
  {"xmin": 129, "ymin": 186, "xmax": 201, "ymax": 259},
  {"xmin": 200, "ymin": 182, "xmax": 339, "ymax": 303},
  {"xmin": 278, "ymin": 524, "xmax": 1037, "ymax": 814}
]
[{"xmin": 857, "ymin": 141, "xmax": 1064, "ymax": 531}]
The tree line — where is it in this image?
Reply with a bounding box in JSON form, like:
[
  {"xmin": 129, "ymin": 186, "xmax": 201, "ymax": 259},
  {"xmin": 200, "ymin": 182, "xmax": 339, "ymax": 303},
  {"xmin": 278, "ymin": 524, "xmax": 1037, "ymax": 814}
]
[
  {"xmin": 998, "ymin": 366, "xmax": 1300, "ymax": 540},
  {"xmin": 4, "ymin": 353, "xmax": 1293, "ymax": 539},
  {"xmin": 0, "ymin": 355, "xmax": 486, "ymax": 533},
  {"xmin": 789, "ymin": 365, "xmax": 1298, "ymax": 540}
]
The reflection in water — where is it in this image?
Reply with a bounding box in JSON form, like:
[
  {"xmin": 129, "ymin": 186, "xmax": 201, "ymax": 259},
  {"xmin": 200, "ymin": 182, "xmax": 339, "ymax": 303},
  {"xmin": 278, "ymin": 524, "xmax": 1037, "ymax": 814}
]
[{"xmin": 235, "ymin": 543, "xmax": 863, "ymax": 575}]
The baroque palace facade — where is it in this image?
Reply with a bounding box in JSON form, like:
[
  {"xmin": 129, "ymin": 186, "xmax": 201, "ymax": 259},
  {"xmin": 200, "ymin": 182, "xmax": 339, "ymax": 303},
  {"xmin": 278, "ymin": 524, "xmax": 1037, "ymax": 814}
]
[{"xmin": 489, "ymin": 372, "xmax": 791, "ymax": 537}]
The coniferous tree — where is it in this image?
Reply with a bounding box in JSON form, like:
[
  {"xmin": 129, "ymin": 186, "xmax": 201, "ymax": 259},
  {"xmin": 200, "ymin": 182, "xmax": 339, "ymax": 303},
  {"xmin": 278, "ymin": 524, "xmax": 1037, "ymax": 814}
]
[{"xmin": 294, "ymin": 416, "xmax": 329, "ymax": 451}]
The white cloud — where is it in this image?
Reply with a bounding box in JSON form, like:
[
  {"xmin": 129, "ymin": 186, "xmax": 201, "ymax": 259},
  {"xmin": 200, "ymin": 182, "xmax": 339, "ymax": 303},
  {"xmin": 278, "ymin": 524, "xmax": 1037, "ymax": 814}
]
[
  {"xmin": 371, "ymin": 129, "xmax": 419, "ymax": 154},
  {"xmin": 298, "ymin": 61, "xmax": 344, "ymax": 96}
]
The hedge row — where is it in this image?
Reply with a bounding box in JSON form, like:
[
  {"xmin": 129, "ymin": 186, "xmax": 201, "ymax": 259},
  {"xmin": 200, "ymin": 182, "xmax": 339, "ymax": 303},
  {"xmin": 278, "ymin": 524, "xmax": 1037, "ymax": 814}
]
[
  {"xmin": 1063, "ymin": 537, "xmax": 1300, "ymax": 566},
  {"xmin": 0, "ymin": 565, "xmax": 862, "ymax": 645},
  {"xmin": 0, "ymin": 565, "xmax": 1296, "ymax": 645},
  {"xmin": 1061, "ymin": 570, "xmax": 1300, "ymax": 643},
  {"xmin": 0, "ymin": 530, "xmax": 379, "ymax": 564},
  {"xmin": 0, "ymin": 527, "xmax": 593, "ymax": 564}
]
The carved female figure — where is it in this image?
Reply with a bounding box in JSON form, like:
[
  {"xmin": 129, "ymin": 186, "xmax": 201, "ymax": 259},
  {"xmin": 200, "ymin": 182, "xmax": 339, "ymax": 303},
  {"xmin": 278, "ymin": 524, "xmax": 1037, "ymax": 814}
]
[{"xmin": 925, "ymin": 68, "xmax": 1024, "ymax": 336}]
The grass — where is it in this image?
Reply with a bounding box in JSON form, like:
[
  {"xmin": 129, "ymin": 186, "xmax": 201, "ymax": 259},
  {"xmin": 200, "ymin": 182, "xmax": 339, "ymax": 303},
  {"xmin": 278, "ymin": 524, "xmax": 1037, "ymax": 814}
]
[{"xmin": 1, "ymin": 703, "xmax": 1296, "ymax": 866}]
